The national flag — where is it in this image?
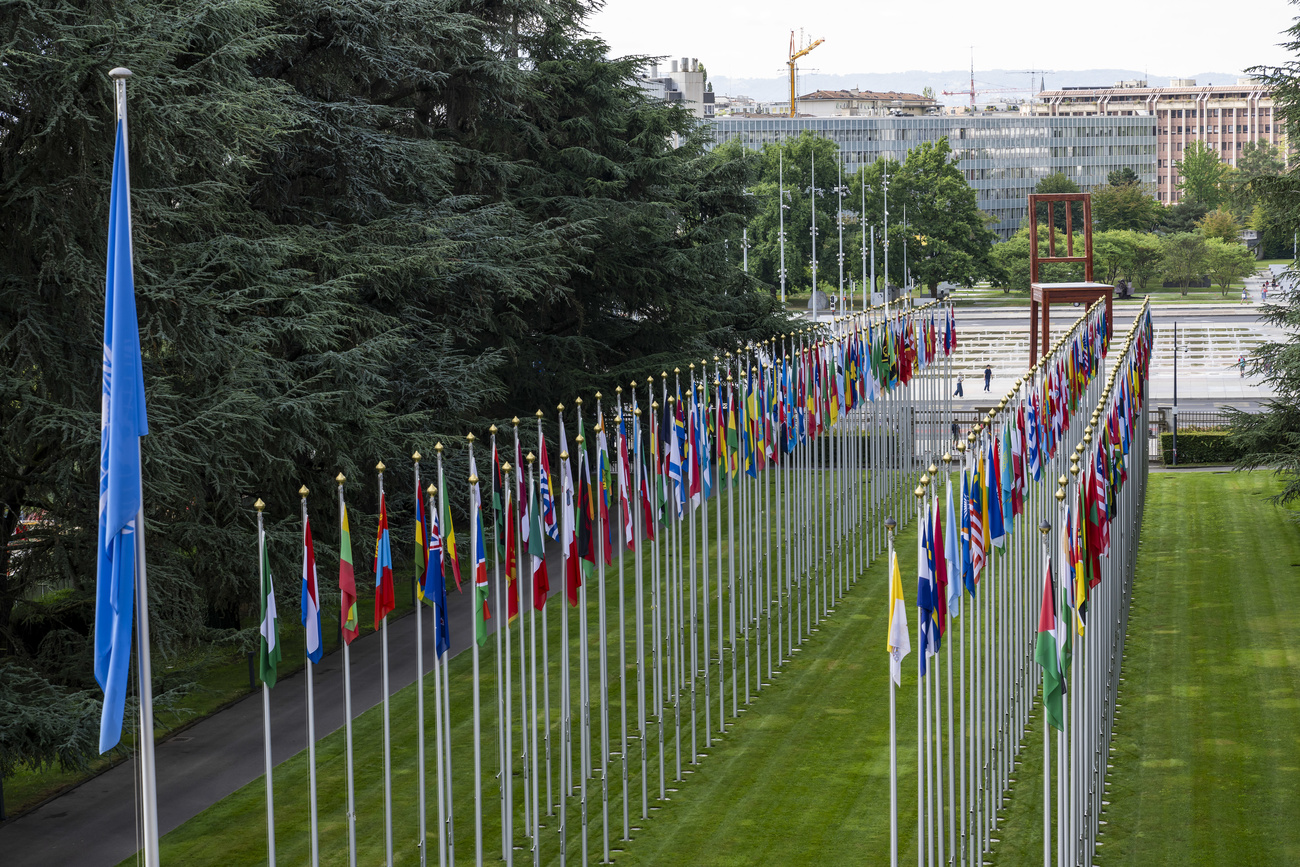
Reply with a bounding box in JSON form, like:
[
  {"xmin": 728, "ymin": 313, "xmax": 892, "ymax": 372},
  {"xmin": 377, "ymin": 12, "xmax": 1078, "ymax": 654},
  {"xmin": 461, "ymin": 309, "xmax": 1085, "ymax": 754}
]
[
  {"xmin": 339, "ymin": 499, "xmax": 359, "ymax": 645},
  {"xmin": 1026, "ymin": 398, "xmax": 1042, "ymax": 482},
  {"xmin": 960, "ymin": 470, "xmax": 975, "ymax": 597},
  {"xmin": 944, "ymin": 480, "xmax": 961, "ymax": 617},
  {"xmin": 504, "ymin": 470, "xmax": 519, "ymax": 624},
  {"xmin": 1034, "ymin": 552, "xmax": 1065, "ymax": 731},
  {"xmin": 301, "ymin": 511, "xmax": 323, "ymax": 664},
  {"xmin": 989, "ymin": 439, "xmax": 1006, "ymax": 548},
  {"xmin": 887, "ymin": 550, "xmax": 911, "ymax": 687},
  {"xmin": 471, "ymin": 453, "xmax": 491, "ymax": 645},
  {"xmin": 258, "ymin": 522, "xmax": 281, "ymax": 688},
  {"xmin": 932, "ymin": 499, "xmax": 947, "ymax": 640},
  {"xmin": 539, "ymin": 429, "xmax": 559, "ymax": 541},
  {"xmin": 597, "ymin": 407, "xmax": 613, "ymax": 561},
  {"xmin": 619, "ymin": 415, "xmax": 634, "ymax": 548},
  {"xmin": 559, "ymin": 412, "xmax": 580, "ymax": 605},
  {"xmin": 528, "ymin": 480, "xmax": 550, "ymax": 610},
  {"xmin": 414, "ymin": 481, "xmax": 429, "ymax": 603},
  {"xmin": 374, "ymin": 492, "xmax": 395, "ymax": 628},
  {"xmin": 970, "ymin": 460, "xmax": 986, "ymax": 583},
  {"xmin": 917, "ymin": 518, "xmax": 939, "ymax": 675},
  {"xmin": 443, "ymin": 487, "xmax": 462, "ymax": 592},
  {"xmin": 95, "ymin": 115, "xmax": 150, "ymax": 754},
  {"xmin": 425, "ymin": 491, "xmax": 450, "ymax": 657}
]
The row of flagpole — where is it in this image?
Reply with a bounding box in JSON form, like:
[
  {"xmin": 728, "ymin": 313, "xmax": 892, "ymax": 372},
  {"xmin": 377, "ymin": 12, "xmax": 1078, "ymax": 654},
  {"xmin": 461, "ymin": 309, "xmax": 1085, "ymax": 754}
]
[
  {"xmin": 886, "ymin": 296, "xmax": 1153, "ymax": 867},
  {"xmin": 250, "ymin": 298, "xmax": 956, "ymax": 865}
]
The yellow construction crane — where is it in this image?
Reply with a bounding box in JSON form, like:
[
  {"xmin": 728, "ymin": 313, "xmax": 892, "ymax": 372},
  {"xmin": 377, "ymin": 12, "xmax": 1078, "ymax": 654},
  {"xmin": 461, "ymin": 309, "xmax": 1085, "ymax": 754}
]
[{"xmin": 788, "ymin": 32, "xmax": 824, "ymax": 117}]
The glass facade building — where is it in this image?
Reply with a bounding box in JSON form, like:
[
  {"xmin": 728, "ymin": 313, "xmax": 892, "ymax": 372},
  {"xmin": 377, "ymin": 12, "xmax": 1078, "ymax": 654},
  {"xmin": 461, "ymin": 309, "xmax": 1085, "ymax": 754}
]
[{"xmin": 706, "ymin": 115, "xmax": 1157, "ymax": 239}]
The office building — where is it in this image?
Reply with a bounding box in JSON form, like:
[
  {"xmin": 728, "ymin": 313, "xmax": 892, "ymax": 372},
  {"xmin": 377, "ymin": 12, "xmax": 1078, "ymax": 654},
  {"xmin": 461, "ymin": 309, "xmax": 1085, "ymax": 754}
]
[
  {"xmin": 1031, "ymin": 78, "xmax": 1282, "ymax": 203},
  {"xmin": 706, "ymin": 114, "xmax": 1156, "ymax": 239},
  {"xmin": 637, "ymin": 58, "xmax": 715, "ymax": 119}
]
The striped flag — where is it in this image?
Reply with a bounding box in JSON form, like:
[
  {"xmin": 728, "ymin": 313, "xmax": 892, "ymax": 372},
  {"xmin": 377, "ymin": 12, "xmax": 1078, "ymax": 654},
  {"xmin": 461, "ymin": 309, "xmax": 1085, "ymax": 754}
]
[
  {"xmin": 301, "ymin": 512, "xmax": 323, "ymax": 664},
  {"xmin": 339, "ymin": 499, "xmax": 359, "ymax": 645},
  {"xmin": 1034, "ymin": 552, "xmax": 1065, "ymax": 730},
  {"xmin": 471, "ymin": 453, "xmax": 491, "ymax": 645},
  {"xmin": 258, "ymin": 522, "xmax": 281, "ymax": 688},
  {"xmin": 559, "ymin": 412, "xmax": 580, "ymax": 605},
  {"xmin": 373, "ymin": 492, "xmax": 395, "ymax": 628},
  {"xmin": 426, "ymin": 492, "xmax": 450, "ymax": 657},
  {"xmin": 528, "ymin": 480, "xmax": 549, "ymax": 610}
]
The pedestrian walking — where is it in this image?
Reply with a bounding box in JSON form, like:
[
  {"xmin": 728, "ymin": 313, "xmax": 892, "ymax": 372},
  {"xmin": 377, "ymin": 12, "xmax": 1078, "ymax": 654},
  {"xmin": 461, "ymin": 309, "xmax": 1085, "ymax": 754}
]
[
  {"xmin": 983, "ymin": 365, "xmax": 992, "ymax": 392},
  {"xmin": 955, "ymin": 374, "xmax": 964, "ymax": 397},
  {"xmin": 1241, "ymin": 287, "xmax": 1249, "ymax": 304},
  {"xmin": 1262, "ymin": 285, "xmax": 1268, "ymax": 303},
  {"xmin": 1239, "ymin": 355, "xmax": 1246, "ymax": 377},
  {"xmin": 951, "ymin": 419, "xmax": 960, "ymax": 444}
]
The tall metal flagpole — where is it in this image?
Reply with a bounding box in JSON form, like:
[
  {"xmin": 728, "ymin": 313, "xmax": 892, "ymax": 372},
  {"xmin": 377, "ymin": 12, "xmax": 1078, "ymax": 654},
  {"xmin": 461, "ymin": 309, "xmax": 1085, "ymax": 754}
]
[
  {"xmin": 256, "ymin": 500, "xmax": 274, "ymax": 867},
  {"xmin": 495, "ymin": 428, "xmax": 513, "ymax": 865},
  {"xmin": 300, "ymin": 488, "xmax": 321, "ymax": 867},
  {"xmin": 526, "ymin": 457, "xmax": 543, "ymax": 867},
  {"xmin": 555, "ymin": 405, "xmax": 572, "ymax": 867},
  {"xmin": 338, "ymin": 476, "xmax": 358, "ymax": 867},
  {"xmin": 434, "ymin": 445, "xmax": 457, "ymax": 867},
  {"xmin": 378, "ymin": 462, "xmax": 395, "ymax": 867},
  {"xmin": 594, "ymin": 395, "xmax": 611, "ymax": 864},
  {"xmin": 467, "ymin": 435, "xmax": 485, "ymax": 867},
  {"xmin": 411, "ymin": 456, "xmax": 428, "ymax": 867},
  {"xmin": 886, "ymin": 516, "xmax": 900, "ymax": 867},
  {"xmin": 428, "ymin": 484, "xmax": 447, "ymax": 867},
  {"xmin": 614, "ymin": 390, "xmax": 631, "ymax": 841},
  {"xmin": 883, "ymin": 158, "xmax": 891, "ymax": 321},
  {"xmin": 107, "ymin": 66, "xmax": 160, "ymax": 867},
  {"xmin": 536, "ymin": 411, "xmax": 554, "ymax": 822},
  {"xmin": 862, "ymin": 182, "xmax": 869, "ymax": 313}
]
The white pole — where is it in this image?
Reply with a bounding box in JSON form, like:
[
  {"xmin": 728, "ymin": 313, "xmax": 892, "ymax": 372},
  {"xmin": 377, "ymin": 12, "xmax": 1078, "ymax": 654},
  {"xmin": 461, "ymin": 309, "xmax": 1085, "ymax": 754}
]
[
  {"xmin": 435, "ymin": 448, "xmax": 457, "ymax": 867},
  {"xmin": 411, "ymin": 458, "xmax": 427, "ymax": 867},
  {"xmin": 811, "ymin": 151, "xmax": 819, "ymax": 324},
  {"xmin": 300, "ymin": 492, "xmax": 320, "ymax": 867},
  {"xmin": 378, "ymin": 465, "xmax": 394, "ymax": 867},
  {"xmin": 109, "ymin": 66, "xmax": 160, "ymax": 867},
  {"xmin": 887, "ymin": 519, "xmax": 899, "ymax": 867},
  {"xmin": 256, "ymin": 505, "xmax": 275, "ymax": 867},
  {"xmin": 338, "ymin": 479, "xmax": 358, "ymax": 867},
  {"xmin": 468, "ymin": 439, "xmax": 484, "ymax": 867},
  {"xmin": 427, "ymin": 485, "xmax": 447, "ymax": 867}
]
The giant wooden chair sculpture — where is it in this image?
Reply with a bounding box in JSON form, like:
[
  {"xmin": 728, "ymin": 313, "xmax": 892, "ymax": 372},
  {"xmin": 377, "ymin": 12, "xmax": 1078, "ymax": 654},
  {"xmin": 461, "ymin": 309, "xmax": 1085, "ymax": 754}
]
[{"xmin": 1027, "ymin": 192, "xmax": 1113, "ymax": 366}]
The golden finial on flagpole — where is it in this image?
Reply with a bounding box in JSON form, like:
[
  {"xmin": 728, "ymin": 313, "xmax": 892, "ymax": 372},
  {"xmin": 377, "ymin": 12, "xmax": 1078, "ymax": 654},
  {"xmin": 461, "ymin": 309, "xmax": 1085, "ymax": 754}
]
[
  {"xmin": 376, "ymin": 461, "xmax": 386, "ymax": 472},
  {"xmin": 299, "ymin": 485, "xmax": 309, "ymax": 498},
  {"xmin": 527, "ymin": 452, "xmax": 536, "ymax": 464},
  {"xmin": 413, "ymin": 451, "xmax": 422, "ymax": 463},
  {"xmin": 255, "ymin": 498, "xmax": 265, "ymax": 512}
]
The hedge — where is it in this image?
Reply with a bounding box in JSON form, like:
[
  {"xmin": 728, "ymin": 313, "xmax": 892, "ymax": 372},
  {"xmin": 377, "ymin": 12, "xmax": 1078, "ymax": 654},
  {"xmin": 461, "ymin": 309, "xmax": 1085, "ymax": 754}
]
[{"xmin": 1160, "ymin": 430, "xmax": 1244, "ymax": 465}]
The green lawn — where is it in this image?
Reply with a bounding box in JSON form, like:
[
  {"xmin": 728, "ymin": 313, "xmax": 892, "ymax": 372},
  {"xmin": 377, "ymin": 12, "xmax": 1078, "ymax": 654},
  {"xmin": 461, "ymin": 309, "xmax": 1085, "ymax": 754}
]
[
  {"xmin": 990, "ymin": 471, "xmax": 1300, "ymax": 864},
  {"xmin": 127, "ymin": 471, "xmax": 1300, "ymax": 865},
  {"xmin": 135, "ymin": 477, "xmax": 904, "ymax": 866}
]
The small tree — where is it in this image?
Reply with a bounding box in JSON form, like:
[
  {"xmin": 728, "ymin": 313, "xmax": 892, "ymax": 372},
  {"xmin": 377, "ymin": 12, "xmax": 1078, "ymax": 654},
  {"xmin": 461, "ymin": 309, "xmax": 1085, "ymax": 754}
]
[
  {"xmin": 1198, "ymin": 208, "xmax": 1241, "ymax": 243},
  {"xmin": 1162, "ymin": 232, "xmax": 1209, "ymax": 293},
  {"xmin": 1204, "ymin": 238, "xmax": 1259, "ymax": 295},
  {"xmin": 1107, "ymin": 167, "xmax": 1140, "ymax": 187},
  {"xmin": 1176, "ymin": 141, "xmax": 1227, "ymax": 208},
  {"xmin": 1129, "ymin": 233, "xmax": 1166, "ymax": 290},
  {"xmin": 1094, "ymin": 230, "xmax": 1139, "ymax": 284},
  {"xmin": 1092, "ymin": 183, "xmax": 1159, "ymax": 232}
]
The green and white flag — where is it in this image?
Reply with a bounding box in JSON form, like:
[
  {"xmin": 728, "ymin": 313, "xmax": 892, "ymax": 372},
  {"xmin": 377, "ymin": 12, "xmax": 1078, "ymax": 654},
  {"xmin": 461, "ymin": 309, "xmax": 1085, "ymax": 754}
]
[
  {"xmin": 259, "ymin": 525, "xmax": 281, "ymax": 688},
  {"xmin": 1034, "ymin": 554, "xmax": 1063, "ymax": 730}
]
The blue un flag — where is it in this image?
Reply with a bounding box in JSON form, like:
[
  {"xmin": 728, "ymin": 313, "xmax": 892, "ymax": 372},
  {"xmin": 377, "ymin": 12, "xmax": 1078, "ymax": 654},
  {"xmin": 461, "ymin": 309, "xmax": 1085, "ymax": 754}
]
[{"xmin": 95, "ymin": 118, "xmax": 149, "ymax": 754}]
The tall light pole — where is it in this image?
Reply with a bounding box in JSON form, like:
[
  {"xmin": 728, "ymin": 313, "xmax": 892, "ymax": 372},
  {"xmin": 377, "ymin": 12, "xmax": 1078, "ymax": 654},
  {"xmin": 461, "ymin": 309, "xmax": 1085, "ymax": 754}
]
[
  {"xmin": 779, "ymin": 149, "xmax": 788, "ymax": 304},
  {"xmin": 807, "ymin": 151, "xmax": 823, "ymax": 323},
  {"xmin": 835, "ymin": 152, "xmax": 848, "ymax": 314},
  {"xmin": 861, "ymin": 178, "xmax": 869, "ymax": 313},
  {"xmin": 883, "ymin": 159, "xmax": 890, "ymax": 319}
]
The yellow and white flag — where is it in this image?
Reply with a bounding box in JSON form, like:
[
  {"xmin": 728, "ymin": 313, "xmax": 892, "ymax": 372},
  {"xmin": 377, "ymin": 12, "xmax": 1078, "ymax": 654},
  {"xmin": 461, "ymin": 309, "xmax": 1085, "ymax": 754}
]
[{"xmin": 887, "ymin": 551, "xmax": 911, "ymax": 687}]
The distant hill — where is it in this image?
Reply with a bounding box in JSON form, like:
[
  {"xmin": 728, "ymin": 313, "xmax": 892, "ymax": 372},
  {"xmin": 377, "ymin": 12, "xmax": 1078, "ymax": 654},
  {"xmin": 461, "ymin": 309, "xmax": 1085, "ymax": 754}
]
[{"xmin": 711, "ymin": 69, "xmax": 1249, "ymax": 106}]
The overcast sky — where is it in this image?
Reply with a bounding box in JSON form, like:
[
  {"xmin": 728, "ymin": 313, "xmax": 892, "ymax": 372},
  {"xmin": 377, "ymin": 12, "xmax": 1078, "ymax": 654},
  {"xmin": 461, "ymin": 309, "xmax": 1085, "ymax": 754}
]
[{"xmin": 588, "ymin": 0, "xmax": 1297, "ymax": 82}]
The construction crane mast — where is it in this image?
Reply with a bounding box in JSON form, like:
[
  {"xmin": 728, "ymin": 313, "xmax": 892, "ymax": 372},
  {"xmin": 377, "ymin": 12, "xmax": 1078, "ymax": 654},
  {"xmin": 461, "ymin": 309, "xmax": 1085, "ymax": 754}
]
[{"xmin": 788, "ymin": 32, "xmax": 824, "ymax": 118}]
